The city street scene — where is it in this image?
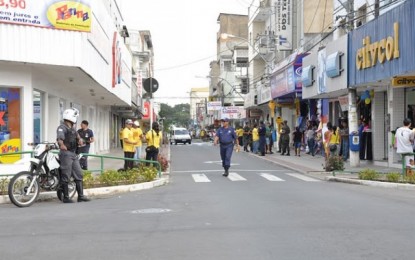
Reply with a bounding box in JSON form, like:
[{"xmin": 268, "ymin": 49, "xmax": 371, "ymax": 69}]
[{"xmin": 1, "ymin": 0, "xmax": 415, "ymax": 259}]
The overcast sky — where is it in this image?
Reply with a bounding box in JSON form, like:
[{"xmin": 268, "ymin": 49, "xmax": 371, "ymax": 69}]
[{"xmin": 119, "ymin": 0, "xmax": 250, "ymax": 106}]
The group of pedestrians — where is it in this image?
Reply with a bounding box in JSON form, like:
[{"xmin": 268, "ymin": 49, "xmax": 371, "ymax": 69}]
[
  {"xmin": 121, "ymin": 120, "xmax": 162, "ymax": 170},
  {"xmin": 240, "ymin": 121, "xmax": 274, "ymax": 156}
]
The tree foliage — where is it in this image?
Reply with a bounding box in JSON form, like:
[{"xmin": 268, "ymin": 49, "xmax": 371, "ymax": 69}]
[{"xmin": 159, "ymin": 103, "xmax": 191, "ymax": 129}]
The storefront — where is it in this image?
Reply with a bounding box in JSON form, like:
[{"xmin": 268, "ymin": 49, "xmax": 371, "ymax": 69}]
[
  {"xmin": 270, "ymin": 53, "xmax": 308, "ymax": 131},
  {"xmin": 348, "ymin": 0, "xmax": 415, "ymax": 167}
]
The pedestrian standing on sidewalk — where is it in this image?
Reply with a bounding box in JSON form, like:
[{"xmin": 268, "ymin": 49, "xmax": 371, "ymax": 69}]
[
  {"xmin": 132, "ymin": 120, "xmax": 144, "ymax": 166},
  {"xmin": 305, "ymin": 123, "xmax": 316, "ymax": 156},
  {"xmin": 280, "ymin": 120, "xmax": 291, "ymax": 156},
  {"xmin": 258, "ymin": 121, "xmax": 266, "ymax": 156},
  {"xmin": 242, "ymin": 122, "xmax": 251, "ymax": 152},
  {"xmin": 145, "ymin": 121, "xmax": 162, "ymax": 166},
  {"xmin": 292, "ymin": 126, "xmax": 303, "ymax": 157},
  {"xmin": 236, "ymin": 126, "xmax": 244, "ymax": 150},
  {"xmin": 122, "ymin": 119, "xmax": 137, "ymax": 170},
  {"xmin": 56, "ymin": 108, "xmax": 90, "ymax": 203},
  {"xmin": 119, "ymin": 127, "xmax": 124, "ymax": 148},
  {"xmin": 77, "ymin": 120, "xmax": 94, "ymax": 170},
  {"xmin": 214, "ymin": 118, "xmax": 238, "ymax": 177},
  {"xmin": 265, "ymin": 121, "xmax": 273, "ymax": 154},
  {"xmin": 395, "ymin": 118, "xmax": 415, "ymax": 174},
  {"xmin": 252, "ymin": 123, "xmax": 259, "ymax": 154},
  {"xmin": 339, "ymin": 119, "xmax": 349, "ymax": 161}
]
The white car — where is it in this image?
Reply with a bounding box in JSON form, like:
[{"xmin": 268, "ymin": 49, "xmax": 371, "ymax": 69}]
[{"xmin": 170, "ymin": 128, "xmax": 192, "ymax": 145}]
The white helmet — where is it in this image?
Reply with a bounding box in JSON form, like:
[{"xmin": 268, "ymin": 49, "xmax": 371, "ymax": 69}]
[{"xmin": 63, "ymin": 108, "xmax": 79, "ymax": 124}]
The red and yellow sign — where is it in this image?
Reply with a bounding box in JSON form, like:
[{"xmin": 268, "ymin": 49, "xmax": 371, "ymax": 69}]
[
  {"xmin": 0, "ymin": 139, "xmax": 21, "ymax": 163},
  {"xmin": 0, "ymin": 0, "xmax": 91, "ymax": 32}
]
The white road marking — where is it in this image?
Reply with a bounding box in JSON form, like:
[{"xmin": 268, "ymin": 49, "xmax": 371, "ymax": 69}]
[
  {"xmin": 192, "ymin": 174, "xmax": 211, "ymax": 183},
  {"xmin": 172, "ymin": 169, "xmax": 285, "ymax": 173},
  {"xmin": 286, "ymin": 173, "xmax": 321, "ymax": 182},
  {"xmin": 227, "ymin": 172, "xmax": 247, "ymax": 181},
  {"xmin": 259, "ymin": 173, "xmax": 285, "ymax": 182}
]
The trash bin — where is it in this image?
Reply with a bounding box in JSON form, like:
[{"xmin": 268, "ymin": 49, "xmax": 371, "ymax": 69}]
[{"xmin": 349, "ymin": 132, "xmax": 360, "ymax": 151}]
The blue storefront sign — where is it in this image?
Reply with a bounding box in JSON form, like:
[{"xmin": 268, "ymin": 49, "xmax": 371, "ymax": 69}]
[{"xmin": 348, "ymin": 1, "xmax": 415, "ymax": 87}]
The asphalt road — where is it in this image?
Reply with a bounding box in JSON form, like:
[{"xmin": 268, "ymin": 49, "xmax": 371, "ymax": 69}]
[{"xmin": 1, "ymin": 140, "xmax": 415, "ymax": 259}]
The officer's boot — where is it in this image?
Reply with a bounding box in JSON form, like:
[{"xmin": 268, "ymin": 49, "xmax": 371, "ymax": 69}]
[
  {"xmin": 76, "ymin": 181, "xmax": 90, "ymax": 202},
  {"xmin": 62, "ymin": 183, "xmax": 74, "ymax": 203},
  {"xmin": 223, "ymin": 167, "xmax": 229, "ymax": 177}
]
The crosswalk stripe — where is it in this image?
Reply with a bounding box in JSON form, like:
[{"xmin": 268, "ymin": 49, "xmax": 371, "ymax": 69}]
[
  {"xmin": 192, "ymin": 174, "xmax": 211, "ymax": 183},
  {"xmin": 259, "ymin": 173, "xmax": 285, "ymax": 181},
  {"xmin": 227, "ymin": 172, "xmax": 247, "ymax": 181},
  {"xmin": 286, "ymin": 173, "xmax": 320, "ymax": 182}
]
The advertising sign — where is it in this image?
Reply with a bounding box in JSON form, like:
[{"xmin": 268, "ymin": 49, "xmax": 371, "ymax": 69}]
[
  {"xmin": 276, "ymin": 0, "xmax": 292, "ymax": 51},
  {"xmin": 142, "ymin": 101, "xmax": 150, "ymax": 120},
  {"xmin": 0, "ymin": 0, "xmax": 92, "ymax": 32},
  {"xmin": 221, "ymin": 106, "xmax": 246, "ymax": 119},
  {"xmin": 207, "ymin": 101, "xmax": 222, "ymax": 111}
]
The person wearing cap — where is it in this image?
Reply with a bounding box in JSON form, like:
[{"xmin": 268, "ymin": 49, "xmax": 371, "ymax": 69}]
[
  {"xmin": 214, "ymin": 118, "xmax": 239, "ymax": 177},
  {"xmin": 132, "ymin": 120, "xmax": 144, "ymax": 165},
  {"xmin": 145, "ymin": 121, "xmax": 162, "ymax": 166},
  {"xmin": 122, "ymin": 119, "xmax": 137, "ymax": 170},
  {"xmin": 76, "ymin": 120, "xmax": 94, "ymax": 170}
]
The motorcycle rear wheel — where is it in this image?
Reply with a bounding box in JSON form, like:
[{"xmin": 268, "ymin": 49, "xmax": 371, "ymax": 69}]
[
  {"xmin": 8, "ymin": 171, "xmax": 39, "ymax": 207},
  {"xmin": 56, "ymin": 181, "xmax": 76, "ymax": 202}
]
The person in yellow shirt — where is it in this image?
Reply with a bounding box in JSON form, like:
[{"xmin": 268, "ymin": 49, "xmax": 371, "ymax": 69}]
[
  {"xmin": 252, "ymin": 123, "xmax": 259, "ymax": 154},
  {"xmin": 122, "ymin": 119, "xmax": 137, "ymax": 170},
  {"xmin": 236, "ymin": 126, "xmax": 244, "ymax": 148},
  {"xmin": 132, "ymin": 120, "xmax": 144, "ymax": 165},
  {"xmin": 145, "ymin": 121, "xmax": 162, "ymax": 166}
]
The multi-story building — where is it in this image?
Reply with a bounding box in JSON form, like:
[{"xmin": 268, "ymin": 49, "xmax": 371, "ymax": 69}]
[
  {"xmin": 189, "ymin": 87, "xmax": 209, "ymax": 129},
  {"xmin": 0, "ymin": 0, "xmax": 144, "ymax": 159},
  {"xmin": 209, "ymin": 13, "xmax": 248, "ymax": 125}
]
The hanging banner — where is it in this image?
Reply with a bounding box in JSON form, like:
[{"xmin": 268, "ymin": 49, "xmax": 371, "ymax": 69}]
[
  {"xmin": 0, "ymin": 0, "xmax": 92, "ymax": 32},
  {"xmin": 142, "ymin": 101, "xmax": 150, "ymax": 120},
  {"xmin": 276, "ymin": 0, "xmax": 293, "ymax": 51},
  {"xmin": 207, "ymin": 101, "xmax": 222, "ymax": 111}
]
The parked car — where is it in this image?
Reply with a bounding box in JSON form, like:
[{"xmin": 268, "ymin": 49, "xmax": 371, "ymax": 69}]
[{"xmin": 170, "ymin": 128, "xmax": 192, "ymax": 145}]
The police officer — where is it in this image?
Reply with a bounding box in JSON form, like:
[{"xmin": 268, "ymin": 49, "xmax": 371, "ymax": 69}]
[
  {"xmin": 57, "ymin": 108, "xmax": 90, "ymax": 203},
  {"xmin": 214, "ymin": 118, "xmax": 239, "ymax": 177}
]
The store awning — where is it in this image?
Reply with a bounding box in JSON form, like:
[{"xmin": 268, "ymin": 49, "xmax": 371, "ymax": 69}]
[{"xmin": 270, "ymin": 52, "xmax": 308, "ymax": 100}]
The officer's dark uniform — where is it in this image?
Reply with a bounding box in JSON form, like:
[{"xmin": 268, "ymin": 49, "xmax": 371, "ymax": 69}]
[
  {"xmin": 216, "ymin": 125, "xmax": 237, "ymax": 176},
  {"xmin": 258, "ymin": 122, "xmax": 266, "ymax": 156},
  {"xmin": 57, "ymin": 123, "xmax": 88, "ymax": 202}
]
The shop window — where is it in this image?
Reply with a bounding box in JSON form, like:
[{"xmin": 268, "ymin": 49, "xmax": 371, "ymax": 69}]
[{"xmin": 0, "ymin": 88, "xmax": 21, "ymax": 163}]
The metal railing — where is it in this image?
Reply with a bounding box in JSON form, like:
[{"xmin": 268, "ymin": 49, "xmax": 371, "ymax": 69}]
[
  {"xmin": 0, "ymin": 151, "xmax": 162, "ymax": 178},
  {"xmin": 80, "ymin": 153, "xmax": 162, "ymax": 178}
]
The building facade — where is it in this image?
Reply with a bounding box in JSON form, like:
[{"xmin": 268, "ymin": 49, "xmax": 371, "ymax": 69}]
[{"xmin": 0, "ymin": 0, "xmax": 144, "ymax": 159}]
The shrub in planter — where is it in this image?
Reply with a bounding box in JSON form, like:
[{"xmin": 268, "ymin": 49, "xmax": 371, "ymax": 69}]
[
  {"xmin": 83, "ymin": 171, "xmax": 94, "ymax": 189},
  {"xmin": 0, "ymin": 177, "xmax": 9, "ymax": 195},
  {"xmin": 324, "ymin": 156, "xmax": 345, "ymax": 171},
  {"xmin": 139, "ymin": 166, "xmax": 157, "ymax": 182},
  {"xmin": 404, "ymin": 173, "xmax": 415, "ymax": 184},
  {"xmin": 158, "ymin": 155, "xmax": 169, "ymax": 172},
  {"xmin": 99, "ymin": 170, "xmax": 124, "ymax": 186},
  {"xmin": 358, "ymin": 169, "xmax": 379, "ymax": 180},
  {"xmin": 386, "ymin": 172, "xmax": 401, "ymax": 183}
]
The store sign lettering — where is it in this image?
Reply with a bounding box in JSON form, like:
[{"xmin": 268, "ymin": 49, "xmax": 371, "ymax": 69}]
[
  {"xmin": 392, "ymin": 76, "xmax": 415, "ymax": 87},
  {"xmin": 356, "ymin": 23, "xmax": 400, "ymax": 70}
]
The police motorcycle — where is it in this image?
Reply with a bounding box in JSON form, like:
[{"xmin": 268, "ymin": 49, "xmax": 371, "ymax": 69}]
[{"xmin": 8, "ymin": 142, "xmax": 77, "ymax": 207}]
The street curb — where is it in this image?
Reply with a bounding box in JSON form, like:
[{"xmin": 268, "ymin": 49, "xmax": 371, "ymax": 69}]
[
  {"xmin": 0, "ymin": 177, "xmax": 170, "ymax": 205},
  {"xmin": 326, "ymin": 176, "xmax": 415, "ymax": 190}
]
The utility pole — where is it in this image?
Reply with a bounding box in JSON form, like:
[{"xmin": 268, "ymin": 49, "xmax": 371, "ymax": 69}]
[{"xmin": 345, "ymin": 0, "xmax": 360, "ymax": 167}]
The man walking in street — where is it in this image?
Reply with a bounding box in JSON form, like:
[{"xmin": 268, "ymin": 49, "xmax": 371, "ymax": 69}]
[
  {"xmin": 214, "ymin": 118, "xmax": 238, "ymax": 177},
  {"xmin": 77, "ymin": 120, "xmax": 94, "ymax": 170},
  {"xmin": 57, "ymin": 108, "xmax": 90, "ymax": 203},
  {"xmin": 396, "ymin": 118, "xmax": 415, "ymax": 175},
  {"xmin": 242, "ymin": 122, "xmax": 251, "ymax": 152}
]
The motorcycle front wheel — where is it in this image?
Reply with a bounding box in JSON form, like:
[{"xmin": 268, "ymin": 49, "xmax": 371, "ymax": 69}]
[
  {"xmin": 8, "ymin": 171, "xmax": 40, "ymax": 207},
  {"xmin": 56, "ymin": 181, "xmax": 76, "ymax": 202}
]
